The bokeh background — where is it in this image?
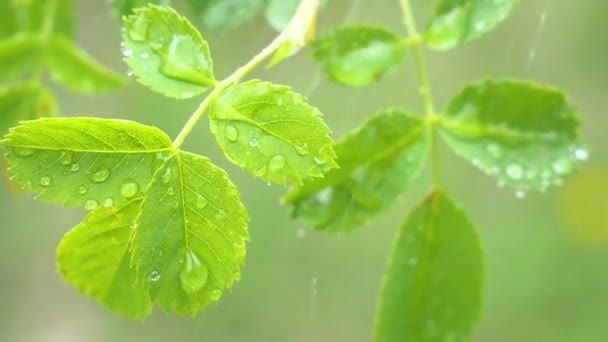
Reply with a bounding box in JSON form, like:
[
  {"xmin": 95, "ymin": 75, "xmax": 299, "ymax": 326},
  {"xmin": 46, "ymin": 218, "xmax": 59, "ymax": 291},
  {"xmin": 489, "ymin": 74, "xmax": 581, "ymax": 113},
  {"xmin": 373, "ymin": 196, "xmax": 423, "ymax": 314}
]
[{"xmin": 1, "ymin": 0, "xmax": 607, "ymax": 341}]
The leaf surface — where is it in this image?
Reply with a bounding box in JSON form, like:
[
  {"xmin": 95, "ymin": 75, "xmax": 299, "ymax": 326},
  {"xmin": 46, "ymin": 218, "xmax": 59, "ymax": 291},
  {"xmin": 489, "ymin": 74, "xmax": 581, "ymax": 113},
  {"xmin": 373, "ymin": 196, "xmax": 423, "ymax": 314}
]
[
  {"xmin": 375, "ymin": 189, "xmax": 484, "ymax": 342},
  {"xmin": 0, "ymin": 33, "xmax": 42, "ymax": 82},
  {"xmin": 425, "ymin": 0, "xmax": 516, "ymax": 50},
  {"xmin": 0, "ymin": 83, "xmax": 57, "ymax": 137},
  {"xmin": 209, "ymin": 79, "xmax": 337, "ymax": 185},
  {"xmin": 440, "ymin": 80, "xmax": 586, "ymax": 192},
  {"xmin": 284, "ymin": 110, "xmax": 428, "ymax": 232},
  {"xmin": 0, "ymin": 0, "xmax": 74, "ymax": 39},
  {"xmin": 187, "ymin": 0, "xmax": 264, "ymax": 31},
  {"xmin": 131, "ymin": 151, "xmax": 249, "ymax": 315},
  {"xmin": 312, "ymin": 25, "xmax": 407, "ymax": 87},
  {"xmin": 122, "ymin": 5, "xmax": 216, "ymax": 99},
  {"xmin": 1, "ymin": 117, "xmax": 173, "ymax": 209},
  {"xmin": 57, "ymin": 199, "xmax": 152, "ymax": 319}
]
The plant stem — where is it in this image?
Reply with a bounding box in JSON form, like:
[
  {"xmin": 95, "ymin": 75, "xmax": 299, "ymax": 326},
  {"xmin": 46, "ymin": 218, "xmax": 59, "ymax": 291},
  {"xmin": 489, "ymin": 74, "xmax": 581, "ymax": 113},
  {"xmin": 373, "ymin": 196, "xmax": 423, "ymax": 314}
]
[
  {"xmin": 399, "ymin": 0, "xmax": 441, "ymax": 184},
  {"xmin": 40, "ymin": 0, "xmax": 59, "ymax": 40}
]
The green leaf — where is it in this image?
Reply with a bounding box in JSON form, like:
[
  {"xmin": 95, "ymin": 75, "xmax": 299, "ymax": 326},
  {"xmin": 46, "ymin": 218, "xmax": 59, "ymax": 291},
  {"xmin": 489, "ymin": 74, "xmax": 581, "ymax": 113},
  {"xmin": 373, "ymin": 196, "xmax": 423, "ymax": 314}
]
[
  {"xmin": 0, "ymin": 33, "xmax": 42, "ymax": 82},
  {"xmin": 265, "ymin": 0, "xmax": 327, "ymax": 32},
  {"xmin": 122, "ymin": 5, "xmax": 217, "ymax": 99},
  {"xmin": 187, "ymin": 0, "xmax": 264, "ymax": 31},
  {"xmin": 0, "ymin": 83, "xmax": 57, "ymax": 137},
  {"xmin": 312, "ymin": 25, "xmax": 407, "ymax": 87},
  {"xmin": 375, "ymin": 189, "xmax": 484, "ymax": 342},
  {"xmin": 0, "ymin": 0, "xmax": 74, "ymax": 39},
  {"xmin": 425, "ymin": 0, "xmax": 516, "ymax": 50},
  {"xmin": 209, "ymin": 79, "xmax": 337, "ymax": 185},
  {"xmin": 46, "ymin": 36, "xmax": 127, "ymax": 94},
  {"xmin": 1, "ymin": 117, "xmax": 173, "ymax": 209},
  {"xmin": 57, "ymin": 199, "xmax": 153, "ymax": 319},
  {"xmin": 131, "ymin": 151, "xmax": 249, "ymax": 315},
  {"xmin": 284, "ymin": 110, "xmax": 428, "ymax": 233},
  {"xmin": 111, "ymin": 0, "xmax": 162, "ymax": 17},
  {"xmin": 440, "ymin": 80, "xmax": 586, "ymax": 192}
]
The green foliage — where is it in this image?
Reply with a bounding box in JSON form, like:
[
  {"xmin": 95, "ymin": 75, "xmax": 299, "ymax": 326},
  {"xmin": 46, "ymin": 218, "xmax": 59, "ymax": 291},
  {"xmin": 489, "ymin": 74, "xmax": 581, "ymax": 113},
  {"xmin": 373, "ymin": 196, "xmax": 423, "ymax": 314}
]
[
  {"xmin": 440, "ymin": 80, "xmax": 585, "ymax": 192},
  {"xmin": 375, "ymin": 189, "xmax": 484, "ymax": 342},
  {"xmin": 312, "ymin": 25, "xmax": 407, "ymax": 87},
  {"xmin": 284, "ymin": 110, "xmax": 428, "ymax": 232},
  {"xmin": 111, "ymin": 0, "xmax": 162, "ymax": 16},
  {"xmin": 187, "ymin": 0, "xmax": 265, "ymax": 31},
  {"xmin": 425, "ymin": 0, "xmax": 516, "ymax": 50},
  {"xmin": 122, "ymin": 5, "xmax": 217, "ymax": 99},
  {"xmin": 0, "ymin": 83, "xmax": 56, "ymax": 136},
  {"xmin": 209, "ymin": 80, "xmax": 337, "ymax": 185},
  {"xmin": 0, "ymin": 0, "xmax": 74, "ymax": 39},
  {"xmin": 0, "ymin": 34, "xmax": 42, "ymax": 82},
  {"xmin": 265, "ymin": 0, "xmax": 327, "ymax": 32}
]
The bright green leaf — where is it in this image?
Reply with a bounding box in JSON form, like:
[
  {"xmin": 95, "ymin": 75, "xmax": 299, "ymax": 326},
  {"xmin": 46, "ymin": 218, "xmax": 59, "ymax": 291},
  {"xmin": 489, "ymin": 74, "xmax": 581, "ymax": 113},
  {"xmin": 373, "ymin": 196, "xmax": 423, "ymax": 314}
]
[
  {"xmin": 209, "ymin": 79, "xmax": 337, "ymax": 185},
  {"xmin": 0, "ymin": 33, "xmax": 42, "ymax": 82},
  {"xmin": 122, "ymin": 5, "xmax": 217, "ymax": 99},
  {"xmin": 0, "ymin": 83, "xmax": 57, "ymax": 137},
  {"xmin": 1, "ymin": 117, "xmax": 173, "ymax": 209},
  {"xmin": 312, "ymin": 25, "xmax": 407, "ymax": 87},
  {"xmin": 46, "ymin": 36, "xmax": 127, "ymax": 94},
  {"xmin": 0, "ymin": 0, "xmax": 74, "ymax": 39},
  {"xmin": 425, "ymin": 0, "xmax": 516, "ymax": 50},
  {"xmin": 187, "ymin": 0, "xmax": 264, "ymax": 31},
  {"xmin": 265, "ymin": 0, "xmax": 327, "ymax": 32},
  {"xmin": 131, "ymin": 151, "xmax": 249, "ymax": 315},
  {"xmin": 375, "ymin": 189, "xmax": 484, "ymax": 342},
  {"xmin": 284, "ymin": 110, "xmax": 428, "ymax": 233},
  {"xmin": 440, "ymin": 80, "xmax": 586, "ymax": 192},
  {"xmin": 111, "ymin": 0, "xmax": 162, "ymax": 16},
  {"xmin": 57, "ymin": 199, "xmax": 153, "ymax": 319}
]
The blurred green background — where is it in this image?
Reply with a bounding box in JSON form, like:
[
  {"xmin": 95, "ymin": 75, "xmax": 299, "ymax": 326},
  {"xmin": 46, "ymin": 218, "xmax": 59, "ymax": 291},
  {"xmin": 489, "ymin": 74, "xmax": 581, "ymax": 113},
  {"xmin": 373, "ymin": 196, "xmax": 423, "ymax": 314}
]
[{"xmin": 1, "ymin": 0, "xmax": 607, "ymax": 341}]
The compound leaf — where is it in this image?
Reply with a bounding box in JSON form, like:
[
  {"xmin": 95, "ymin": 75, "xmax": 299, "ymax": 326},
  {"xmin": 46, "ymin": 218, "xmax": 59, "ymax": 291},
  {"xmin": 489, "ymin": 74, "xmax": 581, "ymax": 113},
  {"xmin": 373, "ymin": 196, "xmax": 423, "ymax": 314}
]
[
  {"xmin": 111, "ymin": 0, "xmax": 162, "ymax": 16},
  {"xmin": 440, "ymin": 80, "xmax": 586, "ymax": 192},
  {"xmin": 0, "ymin": 0, "xmax": 74, "ymax": 39},
  {"xmin": 46, "ymin": 36, "xmax": 127, "ymax": 94},
  {"xmin": 0, "ymin": 33, "xmax": 42, "ymax": 82},
  {"xmin": 312, "ymin": 25, "xmax": 407, "ymax": 87},
  {"xmin": 284, "ymin": 110, "xmax": 428, "ymax": 233},
  {"xmin": 0, "ymin": 83, "xmax": 57, "ymax": 137},
  {"xmin": 425, "ymin": 0, "xmax": 516, "ymax": 50},
  {"xmin": 209, "ymin": 79, "xmax": 337, "ymax": 185},
  {"xmin": 57, "ymin": 199, "xmax": 153, "ymax": 319},
  {"xmin": 187, "ymin": 0, "xmax": 264, "ymax": 31},
  {"xmin": 122, "ymin": 5, "xmax": 216, "ymax": 99},
  {"xmin": 1, "ymin": 117, "xmax": 173, "ymax": 209},
  {"xmin": 375, "ymin": 189, "xmax": 484, "ymax": 342},
  {"xmin": 131, "ymin": 151, "xmax": 249, "ymax": 315}
]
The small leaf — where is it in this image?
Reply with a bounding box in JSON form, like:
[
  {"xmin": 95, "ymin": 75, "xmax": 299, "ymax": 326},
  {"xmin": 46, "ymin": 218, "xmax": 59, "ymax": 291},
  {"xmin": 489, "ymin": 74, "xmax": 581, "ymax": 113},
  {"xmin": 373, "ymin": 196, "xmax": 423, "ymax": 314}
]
[
  {"xmin": 46, "ymin": 36, "xmax": 127, "ymax": 94},
  {"xmin": 375, "ymin": 189, "xmax": 484, "ymax": 342},
  {"xmin": 0, "ymin": 83, "xmax": 57, "ymax": 137},
  {"xmin": 265, "ymin": 0, "xmax": 327, "ymax": 32},
  {"xmin": 0, "ymin": 0, "xmax": 74, "ymax": 39},
  {"xmin": 0, "ymin": 33, "xmax": 42, "ymax": 82},
  {"xmin": 1, "ymin": 117, "xmax": 173, "ymax": 209},
  {"xmin": 122, "ymin": 5, "xmax": 217, "ymax": 99},
  {"xmin": 284, "ymin": 110, "xmax": 428, "ymax": 232},
  {"xmin": 209, "ymin": 79, "xmax": 337, "ymax": 185},
  {"xmin": 57, "ymin": 199, "xmax": 153, "ymax": 319},
  {"xmin": 440, "ymin": 80, "xmax": 586, "ymax": 192},
  {"xmin": 187, "ymin": 0, "xmax": 264, "ymax": 31},
  {"xmin": 312, "ymin": 25, "xmax": 407, "ymax": 87},
  {"xmin": 425, "ymin": 0, "xmax": 516, "ymax": 50},
  {"xmin": 131, "ymin": 151, "xmax": 249, "ymax": 315},
  {"xmin": 111, "ymin": 0, "xmax": 162, "ymax": 16}
]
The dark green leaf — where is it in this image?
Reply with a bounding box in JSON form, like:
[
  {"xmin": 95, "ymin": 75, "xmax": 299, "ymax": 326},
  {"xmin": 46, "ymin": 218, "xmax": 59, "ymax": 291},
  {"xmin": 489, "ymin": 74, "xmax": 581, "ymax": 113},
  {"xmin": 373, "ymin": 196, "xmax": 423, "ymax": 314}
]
[
  {"xmin": 122, "ymin": 5, "xmax": 216, "ymax": 99},
  {"xmin": 187, "ymin": 0, "xmax": 264, "ymax": 31},
  {"xmin": 375, "ymin": 189, "xmax": 484, "ymax": 342},
  {"xmin": 425, "ymin": 0, "xmax": 516, "ymax": 50},
  {"xmin": 284, "ymin": 110, "xmax": 428, "ymax": 233},
  {"xmin": 209, "ymin": 79, "xmax": 337, "ymax": 185},
  {"xmin": 0, "ymin": 33, "xmax": 42, "ymax": 82},
  {"xmin": 312, "ymin": 25, "xmax": 407, "ymax": 87},
  {"xmin": 0, "ymin": 83, "xmax": 57, "ymax": 137},
  {"xmin": 440, "ymin": 80, "xmax": 586, "ymax": 192}
]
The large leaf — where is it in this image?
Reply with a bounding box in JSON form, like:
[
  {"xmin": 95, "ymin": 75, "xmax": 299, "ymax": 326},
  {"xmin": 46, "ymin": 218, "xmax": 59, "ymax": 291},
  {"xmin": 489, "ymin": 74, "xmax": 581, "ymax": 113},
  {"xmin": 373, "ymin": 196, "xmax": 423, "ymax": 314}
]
[
  {"xmin": 0, "ymin": 33, "xmax": 42, "ymax": 82},
  {"xmin": 425, "ymin": 0, "xmax": 516, "ymax": 50},
  {"xmin": 209, "ymin": 79, "xmax": 337, "ymax": 185},
  {"xmin": 0, "ymin": 0, "xmax": 74, "ymax": 39},
  {"xmin": 1, "ymin": 118, "xmax": 173, "ymax": 209},
  {"xmin": 122, "ymin": 5, "xmax": 216, "ymax": 99},
  {"xmin": 0, "ymin": 83, "xmax": 57, "ymax": 137},
  {"xmin": 57, "ymin": 199, "xmax": 153, "ymax": 319},
  {"xmin": 440, "ymin": 80, "xmax": 586, "ymax": 192},
  {"xmin": 187, "ymin": 0, "xmax": 264, "ymax": 31},
  {"xmin": 284, "ymin": 110, "xmax": 428, "ymax": 233},
  {"xmin": 375, "ymin": 189, "xmax": 484, "ymax": 342},
  {"xmin": 131, "ymin": 151, "xmax": 249, "ymax": 315},
  {"xmin": 312, "ymin": 25, "xmax": 407, "ymax": 87},
  {"xmin": 46, "ymin": 36, "xmax": 127, "ymax": 94}
]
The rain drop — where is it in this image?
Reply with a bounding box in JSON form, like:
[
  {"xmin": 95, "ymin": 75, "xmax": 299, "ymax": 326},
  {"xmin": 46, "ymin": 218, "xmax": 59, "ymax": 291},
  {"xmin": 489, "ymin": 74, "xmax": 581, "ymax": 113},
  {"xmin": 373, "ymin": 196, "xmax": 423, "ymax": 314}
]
[
  {"xmin": 59, "ymin": 151, "xmax": 73, "ymax": 166},
  {"xmin": 248, "ymin": 137, "xmax": 259, "ymax": 147},
  {"xmin": 505, "ymin": 164, "xmax": 523, "ymax": 180},
  {"xmin": 92, "ymin": 167, "xmax": 110, "ymax": 183},
  {"xmin": 13, "ymin": 146, "xmax": 36, "ymax": 157},
  {"xmin": 196, "ymin": 194, "xmax": 208, "ymax": 208},
  {"xmin": 78, "ymin": 185, "xmax": 87, "ymax": 195},
  {"xmin": 122, "ymin": 49, "xmax": 133, "ymax": 57},
  {"xmin": 70, "ymin": 163, "xmax": 80, "ymax": 172},
  {"xmin": 317, "ymin": 187, "xmax": 333, "ymax": 204},
  {"xmin": 84, "ymin": 199, "xmax": 99, "ymax": 211},
  {"xmin": 40, "ymin": 176, "xmax": 51, "ymax": 186},
  {"xmin": 168, "ymin": 187, "xmax": 176, "ymax": 196},
  {"xmin": 140, "ymin": 51, "xmax": 150, "ymax": 59},
  {"xmin": 161, "ymin": 166, "xmax": 174, "ymax": 184},
  {"xmin": 129, "ymin": 219, "xmax": 138, "ymax": 229},
  {"xmin": 103, "ymin": 198, "xmax": 114, "ymax": 208},
  {"xmin": 295, "ymin": 144, "xmax": 308, "ymax": 156},
  {"xmin": 180, "ymin": 251, "xmax": 208, "ymax": 294},
  {"xmin": 121, "ymin": 179, "xmax": 139, "ymax": 198},
  {"xmin": 269, "ymin": 154, "xmax": 286, "ymax": 171},
  {"xmin": 552, "ymin": 158, "xmax": 571, "ymax": 175},
  {"xmin": 574, "ymin": 148, "xmax": 589, "ymax": 161},
  {"xmin": 225, "ymin": 125, "xmax": 239, "ymax": 142},
  {"xmin": 148, "ymin": 270, "xmax": 161, "ymax": 282}
]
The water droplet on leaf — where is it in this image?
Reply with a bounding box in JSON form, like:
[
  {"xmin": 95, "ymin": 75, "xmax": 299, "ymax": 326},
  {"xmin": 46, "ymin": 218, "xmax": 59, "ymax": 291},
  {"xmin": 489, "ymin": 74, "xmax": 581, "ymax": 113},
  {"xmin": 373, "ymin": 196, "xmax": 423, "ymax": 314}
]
[
  {"xmin": 196, "ymin": 194, "xmax": 208, "ymax": 208},
  {"xmin": 249, "ymin": 137, "xmax": 259, "ymax": 147},
  {"xmin": 40, "ymin": 176, "xmax": 51, "ymax": 186},
  {"xmin": 70, "ymin": 163, "xmax": 80, "ymax": 172},
  {"xmin": 574, "ymin": 148, "xmax": 589, "ymax": 161},
  {"xmin": 59, "ymin": 151, "xmax": 73, "ymax": 165},
  {"xmin": 180, "ymin": 251, "xmax": 208, "ymax": 294},
  {"xmin": 84, "ymin": 199, "xmax": 99, "ymax": 211},
  {"xmin": 92, "ymin": 167, "xmax": 110, "ymax": 183},
  {"xmin": 78, "ymin": 185, "xmax": 87, "ymax": 195},
  {"xmin": 269, "ymin": 154, "xmax": 286, "ymax": 171},
  {"xmin": 121, "ymin": 179, "xmax": 139, "ymax": 198},
  {"xmin": 140, "ymin": 51, "xmax": 149, "ymax": 59},
  {"xmin": 13, "ymin": 147, "xmax": 36, "ymax": 157},
  {"xmin": 148, "ymin": 270, "xmax": 161, "ymax": 282},
  {"xmin": 122, "ymin": 49, "xmax": 133, "ymax": 57},
  {"xmin": 103, "ymin": 198, "xmax": 114, "ymax": 208},
  {"xmin": 505, "ymin": 164, "xmax": 523, "ymax": 180},
  {"xmin": 225, "ymin": 125, "xmax": 239, "ymax": 142}
]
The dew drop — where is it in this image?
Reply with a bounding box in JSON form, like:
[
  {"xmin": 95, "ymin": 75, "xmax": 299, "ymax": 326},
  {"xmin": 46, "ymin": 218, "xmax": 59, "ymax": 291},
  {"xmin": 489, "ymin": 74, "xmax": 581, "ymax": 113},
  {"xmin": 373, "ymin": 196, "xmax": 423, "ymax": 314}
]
[
  {"xmin": 317, "ymin": 187, "xmax": 333, "ymax": 204},
  {"xmin": 78, "ymin": 185, "xmax": 87, "ymax": 195},
  {"xmin": 13, "ymin": 146, "xmax": 36, "ymax": 157},
  {"xmin": 225, "ymin": 125, "xmax": 239, "ymax": 142},
  {"xmin": 552, "ymin": 158, "xmax": 571, "ymax": 175},
  {"xmin": 210, "ymin": 289, "xmax": 222, "ymax": 301},
  {"xmin": 40, "ymin": 176, "xmax": 51, "ymax": 186},
  {"xmin": 248, "ymin": 137, "xmax": 259, "ymax": 147},
  {"xmin": 269, "ymin": 154, "xmax": 286, "ymax": 171},
  {"xmin": 140, "ymin": 51, "xmax": 150, "ymax": 59},
  {"xmin": 121, "ymin": 179, "xmax": 139, "ymax": 198},
  {"xmin": 59, "ymin": 151, "xmax": 73, "ymax": 166},
  {"xmin": 129, "ymin": 219, "xmax": 138, "ymax": 229},
  {"xmin": 196, "ymin": 194, "xmax": 208, "ymax": 208},
  {"xmin": 295, "ymin": 144, "xmax": 308, "ymax": 156},
  {"xmin": 148, "ymin": 270, "xmax": 161, "ymax": 282},
  {"xmin": 574, "ymin": 148, "xmax": 589, "ymax": 161},
  {"xmin": 70, "ymin": 163, "xmax": 81, "ymax": 172},
  {"xmin": 168, "ymin": 187, "xmax": 176, "ymax": 196},
  {"xmin": 122, "ymin": 49, "xmax": 133, "ymax": 57},
  {"xmin": 91, "ymin": 167, "xmax": 110, "ymax": 183},
  {"xmin": 84, "ymin": 199, "xmax": 99, "ymax": 211},
  {"xmin": 505, "ymin": 164, "xmax": 523, "ymax": 180},
  {"xmin": 161, "ymin": 166, "xmax": 174, "ymax": 184},
  {"xmin": 103, "ymin": 198, "xmax": 114, "ymax": 208},
  {"xmin": 180, "ymin": 251, "xmax": 208, "ymax": 294}
]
